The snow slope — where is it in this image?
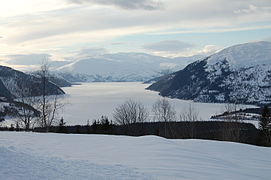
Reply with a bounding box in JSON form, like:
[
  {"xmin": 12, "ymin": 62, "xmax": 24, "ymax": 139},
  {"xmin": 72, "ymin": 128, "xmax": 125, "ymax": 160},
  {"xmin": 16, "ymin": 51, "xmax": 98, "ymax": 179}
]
[
  {"xmin": 0, "ymin": 65, "xmax": 64, "ymax": 99},
  {"xmin": 148, "ymin": 41, "xmax": 271, "ymax": 104},
  {"xmin": 207, "ymin": 41, "xmax": 271, "ymax": 69},
  {"xmin": 57, "ymin": 53, "xmax": 203, "ymax": 82},
  {"xmin": 1, "ymin": 132, "xmax": 271, "ymax": 180}
]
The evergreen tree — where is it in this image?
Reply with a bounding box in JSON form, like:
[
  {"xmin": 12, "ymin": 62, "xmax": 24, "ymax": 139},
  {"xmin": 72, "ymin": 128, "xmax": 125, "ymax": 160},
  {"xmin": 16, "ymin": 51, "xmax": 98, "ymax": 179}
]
[
  {"xmin": 92, "ymin": 120, "xmax": 98, "ymax": 133},
  {"xmin": 259, "ymin": 106, "xmax": 271, "ymax": 146},
  {"xmin": 59, "ymin": 117, "xmax": 66, "ymax": 126},
  {"xmin": 9, "ymin": 124, "xmax": 15, "ymax": 131},
  {"xmin": 86, "ymin": 120, "xmax": 91, "ymax": 134},
  {"xmin": 75, "ymin": 125, "xmax": 81, "ymax": 134},
  {"xmin": 58, "ymin": 117, "xmax": 67, "ymax": 133},
  {"xmin": 15, "ymin": 122, "xmax": 20, "ymax": 131}
]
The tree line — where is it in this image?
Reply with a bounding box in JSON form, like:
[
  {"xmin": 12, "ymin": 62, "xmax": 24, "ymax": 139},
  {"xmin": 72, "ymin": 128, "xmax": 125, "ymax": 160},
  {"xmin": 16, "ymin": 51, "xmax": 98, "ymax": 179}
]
[
  {"xmin": 5, "ymin": 62, "xmax": 64, "ymax": 132},
  {"xmin": 0, "ymin": 61, "xmax": 270, "ymax": 147},
  {"xmin": 4, "ymin": 94, "xmax": 271, "ymax": 147}
]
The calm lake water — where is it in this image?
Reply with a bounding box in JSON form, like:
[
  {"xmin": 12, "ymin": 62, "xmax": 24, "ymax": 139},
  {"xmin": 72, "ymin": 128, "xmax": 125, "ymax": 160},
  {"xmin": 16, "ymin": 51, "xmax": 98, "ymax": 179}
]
[{"xmin": 61, "ymin": 82, "xmax": 256, "ymax": 125}]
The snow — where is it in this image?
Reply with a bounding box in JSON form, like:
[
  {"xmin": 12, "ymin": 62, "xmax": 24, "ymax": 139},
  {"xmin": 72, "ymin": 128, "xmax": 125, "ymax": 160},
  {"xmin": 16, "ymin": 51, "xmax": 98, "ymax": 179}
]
[
  {"xmin": 59, "ymin": 82, "xmax": 256, "ymax": 125},
  {"xmin": 203, "ymin": 41, "xmax": 271, "ymax": 104},
  {"xmin": 57, "ymin": 53, "xmax": 203, "ymax": 82},
  {"xmin": 0, "ymin": 132, "xmax": 271, "ymax": 180},
  {"xmin": 0, "ymin": 102, "xmax": 9, "ymax": 112},
  {"xmin": 207, "ymin": 41, "xmax": 271, "ymax": 69},
  {"xmin": 0, "ymin": 147, "xmax": 151, "ymax": 180}
]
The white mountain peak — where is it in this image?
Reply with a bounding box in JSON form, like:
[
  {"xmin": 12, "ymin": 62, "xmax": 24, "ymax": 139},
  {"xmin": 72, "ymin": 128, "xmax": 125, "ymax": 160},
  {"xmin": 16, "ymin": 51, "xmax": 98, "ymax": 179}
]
[{"xmin": 207, "ymin": 41, "xmax": 271, "ymax": 69}]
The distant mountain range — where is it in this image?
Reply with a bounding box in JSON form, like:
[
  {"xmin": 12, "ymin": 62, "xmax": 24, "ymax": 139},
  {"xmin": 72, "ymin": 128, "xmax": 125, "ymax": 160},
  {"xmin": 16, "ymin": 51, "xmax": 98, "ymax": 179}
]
[
  {"xmin": 147, "ymin": 41, "xmax": 271, "ymax": 105},
  {"xmin": 56, "ymin": 53, "xmax": 204, "ymax": 82}
]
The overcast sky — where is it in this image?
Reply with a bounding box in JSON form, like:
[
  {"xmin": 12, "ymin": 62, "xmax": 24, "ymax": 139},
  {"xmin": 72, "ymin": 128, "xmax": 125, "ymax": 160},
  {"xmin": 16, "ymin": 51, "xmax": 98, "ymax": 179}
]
[{"xmin": 0, "ymin": 0, "xmax": 271, "ymax": 69}]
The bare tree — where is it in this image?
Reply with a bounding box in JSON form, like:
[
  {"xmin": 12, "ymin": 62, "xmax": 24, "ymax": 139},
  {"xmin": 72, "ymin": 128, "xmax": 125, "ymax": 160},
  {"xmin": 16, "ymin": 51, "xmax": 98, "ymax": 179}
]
[
  {"xmin": 14, "ymin": 96, "xmax": 39, "ymax": 131},
  {"xmin": 179, "ymin": 104, "xmax": 199, "ymax": 138},
  {"xmin": 113, "ymin": 99, "xmax": 149, "ymax": 125},
  {"xmin": 224, "ymin": 102, "xmax": 242, "ymax": 121},
  {"xmin": 35, "ymin": 62, "xmax": 64, "ymax": 132},
  {"xmin": 14, "ymin": 80, "xmax": 40, "ymax": 131},
  {"xmin": 179, "ymin": 104, "xmax": 199, "ymax": 122},
  {"xmin": 220, "ymin": 102, "xmax": 243, "ymax": 142},
  {"xmin": 152, "ymin": 98, "xmax": 176, "ymax": 122},
  {"xmin": 152, "ymin": 98, "xmax": 176, "ymax": 137}
]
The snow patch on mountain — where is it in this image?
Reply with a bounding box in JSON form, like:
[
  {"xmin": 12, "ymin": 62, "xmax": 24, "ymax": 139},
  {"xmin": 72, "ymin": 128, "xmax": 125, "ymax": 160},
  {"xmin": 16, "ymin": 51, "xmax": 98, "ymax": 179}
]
[
  {"xmin": 57, "ymin": 53, "xmax": 204, "ymax": 82},
  {"xmin": 207, "ymin": 41, "xmax": 271, "ymax": 69},
  {"xmin": 148, "ymin": 41, "xmax": 271, "ymax": 105},
  {"xmin": 0, "ymin": 65, "xmax": 64, "ymax": 100}
]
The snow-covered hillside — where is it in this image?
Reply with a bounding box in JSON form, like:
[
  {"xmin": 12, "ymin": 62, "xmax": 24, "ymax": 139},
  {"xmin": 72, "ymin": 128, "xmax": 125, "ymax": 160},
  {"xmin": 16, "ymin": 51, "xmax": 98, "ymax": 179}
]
[
  {"xmin": 1, "ymin": 132, "xmax": 271, "ymax": 180},
  {"xmin": 57, "ymin": 53, "xmax": 203, "ymax": 82},
  {"xmin": 148, "ymin": 41, "xmax": 271, "ymax": 105},
  {"xmin": 207, "ymin": 41, "xmax": 271, "ymax": 69},
  {"xmin": 0, "ymin": 100, "xmax": 39, "ymax": 122},
  {"xmin": 0, "ymin": 65, "xmax": 64, "ymax": 100}
]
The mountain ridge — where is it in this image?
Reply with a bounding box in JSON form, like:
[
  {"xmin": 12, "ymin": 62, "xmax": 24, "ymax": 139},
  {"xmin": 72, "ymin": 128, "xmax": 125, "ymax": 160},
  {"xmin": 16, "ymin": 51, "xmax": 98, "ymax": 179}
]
[
  {"xmin": 147, "ymin": 41, "xmax": 271, "ymax": 105},
  {"xmin": 56, "ymin": 53, "xmax": 204, "ymax": 82},
  {"xmin": 0, "ymin": 65, "xmax": 65, "ymax": 100}
]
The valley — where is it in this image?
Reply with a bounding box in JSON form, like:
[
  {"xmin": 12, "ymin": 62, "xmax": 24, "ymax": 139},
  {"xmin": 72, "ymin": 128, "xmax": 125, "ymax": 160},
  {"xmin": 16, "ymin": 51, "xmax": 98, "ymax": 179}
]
[{"xmin": 1, "ymin": 1, "xmax": 271, "ymax": 179}]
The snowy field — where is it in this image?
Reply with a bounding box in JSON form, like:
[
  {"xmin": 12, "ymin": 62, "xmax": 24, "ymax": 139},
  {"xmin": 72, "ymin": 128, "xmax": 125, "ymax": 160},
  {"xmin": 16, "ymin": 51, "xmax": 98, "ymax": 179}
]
[
  {"xmin": 1, "ymin": 132, "xmax": 271, "ymax": 180},
  {"xmin": 61, "ymin": 82, "xmax": 256, "ymax": 125}
]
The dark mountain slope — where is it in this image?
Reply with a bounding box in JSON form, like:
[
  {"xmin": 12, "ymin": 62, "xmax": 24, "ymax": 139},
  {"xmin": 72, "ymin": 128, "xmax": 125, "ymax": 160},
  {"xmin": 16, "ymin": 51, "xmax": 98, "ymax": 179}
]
[
  {"xmin": 0, "ymin": 65, "xmax": 65, "ymax": 100},
  {"xmin": 147, "ymin": 41, "xmax": 271, "ymax": 105}
]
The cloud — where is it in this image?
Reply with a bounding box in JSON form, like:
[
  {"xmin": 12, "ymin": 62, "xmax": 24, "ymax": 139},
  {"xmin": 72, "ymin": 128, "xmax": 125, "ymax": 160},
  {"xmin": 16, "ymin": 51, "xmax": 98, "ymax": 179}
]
[
  {"xmin": 1, "ymin": 0, "xmax": 271, "ymax": 60},
  {"xmin": 149, "ymin": 25, "xmax": 271, "ymax": 35},
  {"xmin": 76, "ymin": 48, "xmax": 108, "ymax": 58},
  {"xmin": 4, "ymin": 0, "xmax": 270, "ymax": 47},
  {"xmin": 198, "ymin": 45, "xmax": 220, "ymax": 55},
  {"xmin": 3, "ymin": 0, "xmax": 271, "ymax": 45},
  {"xmin": 143, "ymin": 40, "xmax": 195, "ymax": 52},
  {"xmin": 4, "ymin": 53, "xmax": 72, "ymax": 71},
  {"xmin": 159, "ymin": 62, "xmax": 178, "ymax": 69},
  {"xmin": 6, "ymin": 54, "xmax": 52, "ymax": 65},
  {"xmin": 234, "ymin": 4, "xmax": 271, "ymax": 15},
  {"xmin": 111, "ymin": 42, "xmax": 126, "ymax": 46},
  {"xmin": 67, "ymin": 0, "xmax": 163, "ymax": 10},
  {"xmin": 143, "ymin": 43, "xmax": 221, "ymax": 57}
]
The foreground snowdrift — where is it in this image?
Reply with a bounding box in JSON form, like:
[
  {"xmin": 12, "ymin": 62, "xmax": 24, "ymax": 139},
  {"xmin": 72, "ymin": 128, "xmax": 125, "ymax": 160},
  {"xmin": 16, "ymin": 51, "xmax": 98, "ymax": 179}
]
[{"xmin": 0, "ymin": 132, "xmax": 270, "ymax": 180}]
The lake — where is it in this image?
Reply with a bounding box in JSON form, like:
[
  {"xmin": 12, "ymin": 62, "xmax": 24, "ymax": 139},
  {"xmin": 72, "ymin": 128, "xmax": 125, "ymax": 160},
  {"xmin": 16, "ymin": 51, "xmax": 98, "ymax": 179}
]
[{"xmin": 61, "ymin": 82, "xmax": 256, "ymax": 125}]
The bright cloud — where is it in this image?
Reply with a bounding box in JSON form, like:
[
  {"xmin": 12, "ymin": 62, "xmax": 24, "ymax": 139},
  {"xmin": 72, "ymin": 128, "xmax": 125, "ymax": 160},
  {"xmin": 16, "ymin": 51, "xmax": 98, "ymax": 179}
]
[
  {"xmin": 0, "ymin": 0, "xmax": 271, "ymax": 67},
  {"xmin": 67, "ymin": 0, "xmax": 164, "ymax": 10},
  {"xmin": 143, "ymin": 40, "xmax": 194, "ymax": 52},
  {"xmin": 5, "ymin": 54, "xmax": 51, "ymax": 65},
  {"xmin": 199, "ymin": 45, "xmax": 220, "ymax": 55}
]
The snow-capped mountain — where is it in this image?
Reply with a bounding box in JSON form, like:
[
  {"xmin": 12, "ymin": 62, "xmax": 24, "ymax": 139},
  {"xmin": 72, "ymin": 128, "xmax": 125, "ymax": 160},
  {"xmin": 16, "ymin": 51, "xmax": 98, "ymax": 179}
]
[
  {"xmin": 147, "ymin": 41, "xmax": 271, "ymax": 105},
  {"xmin": 0, "ymin": 65, "xmax": 65, "ymax": 100},
  {"xmin": 57, "ymin": 53, "xmax": 203, "ymax": 82}
]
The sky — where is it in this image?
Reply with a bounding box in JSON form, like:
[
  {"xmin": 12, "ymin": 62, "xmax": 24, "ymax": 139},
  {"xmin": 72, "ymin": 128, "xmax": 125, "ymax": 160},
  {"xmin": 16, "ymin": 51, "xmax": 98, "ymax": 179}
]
[{"xmin": 0, "ymin": 0, "xmax": 271, "ymax": 69}]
